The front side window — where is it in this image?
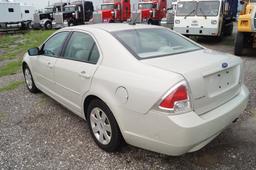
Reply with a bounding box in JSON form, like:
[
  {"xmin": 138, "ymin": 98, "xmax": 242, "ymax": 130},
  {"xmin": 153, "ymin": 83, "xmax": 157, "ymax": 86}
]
[
  {"xmin": 41, "ymin": 32, "xmax": 69, "ymax": 57},
  {"xmin": 64, "ymin": 6, "xmax": 76, "ymax": 12},
  {"xmin": 63, "ymin": 32, "xmax": 100, "ymax": 64},
  {"xmin": 113, "ymin": 28, "xmax": 201, "ymax": 59},
  {"xmin": 197, "ymin": 2, "xmax": 220, "ymax": 16},
  {"xmin": 101, "ymin": 4, "xmax": 115, "ymax": 10},
  {"xmin": 138, "ymin": 3, "xmax": 153, "ymax": 9},
  {"xmin": 176, "ymin": 2, "xmax": 197, "ymax": 16}
]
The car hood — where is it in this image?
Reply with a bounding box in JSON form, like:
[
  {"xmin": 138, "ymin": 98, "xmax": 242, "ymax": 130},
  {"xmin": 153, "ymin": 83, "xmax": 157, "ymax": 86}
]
[{"xmin": 141, "ymin": 49, "xmax": 243, "ymax": 115}]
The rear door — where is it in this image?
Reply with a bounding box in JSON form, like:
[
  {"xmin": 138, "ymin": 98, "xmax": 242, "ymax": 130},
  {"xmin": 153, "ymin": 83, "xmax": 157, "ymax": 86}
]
[
  {"xmin": 35, "ymin": 31, "xmax": 69, "ymax": 93},
  {"xmin": 54, "ymin": 31, "xmax": 100, "ymax": 113}
]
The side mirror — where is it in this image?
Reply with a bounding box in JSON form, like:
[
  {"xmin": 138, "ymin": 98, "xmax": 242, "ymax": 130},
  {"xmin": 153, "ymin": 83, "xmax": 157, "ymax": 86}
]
[{"xmin": 28, "ymin": 47, "xmax": 39, "ymax": 56}]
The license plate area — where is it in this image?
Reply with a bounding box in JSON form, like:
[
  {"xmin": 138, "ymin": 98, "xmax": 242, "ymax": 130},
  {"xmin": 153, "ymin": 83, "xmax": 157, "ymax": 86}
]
[{"xmin": 205, "ymin": 66, "xmax": 240, "ymax": 98}]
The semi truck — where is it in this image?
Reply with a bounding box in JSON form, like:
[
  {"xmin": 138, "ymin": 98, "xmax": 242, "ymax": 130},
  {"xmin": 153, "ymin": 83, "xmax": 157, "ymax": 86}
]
[
  {"xmin": 173, "ymin": 0, "xmax": 238, "ymax": 39},
  {"xmin": 0, "ymin": 0, "xmax": 34, "ymax": 32},
  {"xmin": 52, "ymin": 1, "xmax": 94, "ymax": 28},
  {"xmin": 100, "ymin": 0, "xmax": 131, "ymax": 23},
  {"xmin": 32, "ymin": 2, "xmax": 67, "ymax": 29},
  {"xmin": 235, "ymin": 0, "xmax": 256, "ymax": 56},
  {"xmin": 138, "ymin": 0, "xmax": 167, "ymax": 25}
]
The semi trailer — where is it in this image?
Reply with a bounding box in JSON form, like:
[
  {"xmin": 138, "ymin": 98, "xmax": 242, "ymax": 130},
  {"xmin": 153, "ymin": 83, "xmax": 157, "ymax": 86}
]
[
  {"xmin": 0, "ymin": 0, "xmax": 34, "ymax": 32},
  {"xmin": 52, "ymin": 1, "xmax": 94, "ymax": 28},
  {"xmin": 173, "ymin": 0, "xmax": 238, "ymax": 39},
  {"xmin": 138, "ymin": 0, "xmax": 167, "ymax": 25},
  {"xmin": 100, "ymin": 0, "xmax": 131, "ymax": 23},
  {"xmin": 32, "ymin": 2, "xmax": 67, "ymax": 29}
]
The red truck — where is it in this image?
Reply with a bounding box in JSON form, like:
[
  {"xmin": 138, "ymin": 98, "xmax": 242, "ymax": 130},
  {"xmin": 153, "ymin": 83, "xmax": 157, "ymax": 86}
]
[
  {"xmin": 138, "ymin": 0, "xmax": 166, "ymax": 25},
  {"xmin": 100, "ymin": 0, "xmax": 131, "ymax": 23}
]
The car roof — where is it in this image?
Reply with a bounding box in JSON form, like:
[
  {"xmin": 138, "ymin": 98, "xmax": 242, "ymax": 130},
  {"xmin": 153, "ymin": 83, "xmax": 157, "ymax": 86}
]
[{"xmin": 62, "ymin": 23, "xmax": 161, "ymax": 32}]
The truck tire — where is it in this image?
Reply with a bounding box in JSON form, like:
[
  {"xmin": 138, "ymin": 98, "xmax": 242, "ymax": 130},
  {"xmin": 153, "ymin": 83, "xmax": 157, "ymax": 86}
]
[
  {"xmin": 44, "ymin": 21, "xmax": 52, "ymax": 30},
  {"xmin": 234, "ymin": 32, "xmax": 244, "ymax": 56},
  {"xmin": 224, "ymin": 23, "xmax": 233, "ymax": 36}
]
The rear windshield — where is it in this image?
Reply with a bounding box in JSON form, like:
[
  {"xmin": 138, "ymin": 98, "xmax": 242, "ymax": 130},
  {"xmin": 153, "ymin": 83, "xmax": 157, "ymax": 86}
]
[{"xmin": 112, "ymin": 28, "xmax": 202, "ymax": 59}]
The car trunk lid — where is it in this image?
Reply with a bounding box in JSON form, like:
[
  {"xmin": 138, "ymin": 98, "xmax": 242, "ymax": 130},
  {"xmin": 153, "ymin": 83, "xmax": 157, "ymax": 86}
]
[{"xmin": 141, "ymin": 49, "xmax": 243, "ymax": 115}]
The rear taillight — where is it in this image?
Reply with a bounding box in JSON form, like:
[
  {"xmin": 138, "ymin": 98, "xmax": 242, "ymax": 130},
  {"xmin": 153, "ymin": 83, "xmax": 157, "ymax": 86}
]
[{"xmin": 159, "ymin": 81, "xmax": 191, "ymax": 114}]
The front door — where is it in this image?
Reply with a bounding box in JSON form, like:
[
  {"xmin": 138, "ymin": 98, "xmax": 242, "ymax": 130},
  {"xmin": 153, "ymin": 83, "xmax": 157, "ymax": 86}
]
[
  {"xmin": 35, "ymin": 31, "xmax": 69, "ymax": 93},
  {"xmin": 54, "ymin": 31, "xmax": 101, "ymax": 113}
]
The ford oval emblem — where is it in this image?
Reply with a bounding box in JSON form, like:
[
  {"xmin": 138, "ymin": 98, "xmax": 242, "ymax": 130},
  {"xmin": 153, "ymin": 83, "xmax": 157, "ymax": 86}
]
[{"xmin": 222, "ymin": 63, "xmax": 228, "ymax": 68}]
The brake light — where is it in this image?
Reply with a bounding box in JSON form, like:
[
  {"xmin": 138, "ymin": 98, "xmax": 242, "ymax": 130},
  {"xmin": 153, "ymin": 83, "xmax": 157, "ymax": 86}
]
[{"xmin": 159, "ymin": 81, "xmax": 191, "ymax": 113}]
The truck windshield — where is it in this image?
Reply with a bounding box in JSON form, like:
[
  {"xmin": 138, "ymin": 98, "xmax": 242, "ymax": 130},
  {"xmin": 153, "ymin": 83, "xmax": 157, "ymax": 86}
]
[
  {"xmin": 64, "ymin": 7, "xmax": 76, "ymax": 12},
  {"xmin": 197, "ymin": 1, "xmax": 220, "ymax": 16},
  {"xmin": 176, "ymin": 2, "xmax": 197, "ymax": 16},
  {"xmin": 138, "ymin": 3, "xmax": 153, "ymax": 9},
  {"xmin": 45, "ymin": 8, "xmax": 53, "ymax": 13},
  {"xmin": 113, "ymin": 28, "xmax": 202, "ymax": 59},
  {"xmin": 101, "ymin": 4, "xmax": 115, "ymax": 10}
]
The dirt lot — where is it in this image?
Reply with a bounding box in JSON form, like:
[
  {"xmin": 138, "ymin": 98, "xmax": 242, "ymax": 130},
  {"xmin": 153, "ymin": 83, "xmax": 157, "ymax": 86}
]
[{"xmin": 0, "ymin": 30, "xmax": 256, "ymax": 169}]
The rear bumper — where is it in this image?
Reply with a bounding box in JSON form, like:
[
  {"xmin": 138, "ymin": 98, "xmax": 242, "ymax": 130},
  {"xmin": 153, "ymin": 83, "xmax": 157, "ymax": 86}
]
[
  {"xmin": 122, "ymin": 85, "xmax": 249, "ymax": 156},
  {"xmin": 174, "ymin": 26, "xmax": 219, "ymax": 36}
]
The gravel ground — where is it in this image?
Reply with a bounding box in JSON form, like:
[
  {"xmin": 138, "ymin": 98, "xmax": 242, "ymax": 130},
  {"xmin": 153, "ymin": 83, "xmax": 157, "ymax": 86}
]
[{"xmin": 0, "ymin": 37, "xmax": 256, "ymax": 169}]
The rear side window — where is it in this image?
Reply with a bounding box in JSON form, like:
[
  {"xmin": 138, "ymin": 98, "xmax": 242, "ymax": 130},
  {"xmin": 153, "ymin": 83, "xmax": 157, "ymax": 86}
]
[
  {"xmin": 42, "ymin": 32, "xmax": 69, "ymax": 57},
  {"xmin": 8, "ymin": 8, "xmax": 14, "ymax": 12},
  {"xmin": 63, "ymin": 32, "xmax": 100, "ymax": 64}
]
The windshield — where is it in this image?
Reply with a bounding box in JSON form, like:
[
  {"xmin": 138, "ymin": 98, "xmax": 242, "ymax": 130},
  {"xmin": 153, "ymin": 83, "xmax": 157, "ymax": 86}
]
[
  {"xmin": 45, "ymin": 8, "xmax": 53, "ymax": 13},
  {"xmin": 64, "ymin": 6, "xmax": 76, "ymax": 12},
  {"xmin": 197, "ymin": 2, "xmax": 220, "ymax": 16},
  {"xmin": 138, "ymin": 3, "xmax": 153, "ymax": 9},
  {"xmin": 101, "ymin": 4, "xmax": 114, "ymax": 10},
  {"xmin": 176, "ymin": 2, "xmax": 197, "ymax": 16},
  {"xmin": 113, "ymin": 28, "xmax": 201, "ymax": 59}
]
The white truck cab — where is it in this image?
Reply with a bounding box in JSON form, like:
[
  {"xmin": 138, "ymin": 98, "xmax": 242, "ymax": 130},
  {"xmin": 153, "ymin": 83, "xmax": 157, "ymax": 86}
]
[{"xmin": 174, "ymin": 0, "xmax": 235, "ymax": 38}]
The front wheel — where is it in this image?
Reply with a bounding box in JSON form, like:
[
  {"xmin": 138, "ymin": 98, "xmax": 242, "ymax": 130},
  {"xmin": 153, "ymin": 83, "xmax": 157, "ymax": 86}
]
[
  {"xmin": 87, "ymin": 99, "xmax": 123, "ymax": 152},
  {"xmin": 23, "ymin": 66, "xmax": 39, "ymax": 93},
  {"xmin": 44, "ymin": 21, "xmax": 52, "ymax": 30},
  {"xmin": 234, "ymin": 32, "xmax": 244, "ymax": 56}
]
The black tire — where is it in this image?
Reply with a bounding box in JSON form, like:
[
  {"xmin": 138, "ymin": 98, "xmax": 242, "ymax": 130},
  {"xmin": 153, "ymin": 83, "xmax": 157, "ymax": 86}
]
[
  {"xmin": 23, "ymin": 66, "xmax": 39, "ymax": 93},
  {"xmin": 44, "ymin": 21, "xmax": 52, "ymax": 30},
  {"xmin": 87, "ymin": 99, "xmax": 123, "ymax": 152},
  {"xmin": 224, "ymin": 23, "xmax": 233, "ymax": 36},
  {"xmin": 234, "ymin": 32, "xmax": 244, "ymax": 56}
]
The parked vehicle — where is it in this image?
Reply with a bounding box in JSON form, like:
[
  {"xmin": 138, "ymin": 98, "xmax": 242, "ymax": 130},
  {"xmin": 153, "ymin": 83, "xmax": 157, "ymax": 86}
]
[
  {"xmin": 160, "ymin": 7, "xmax": 175, "ymax": 29},
  {"xmin": 52, "ymin": 1, "xmax": 94, "ymax": 28},
  {"xmin": 0, "ymin": 0, "xmax": 34, "ymax": 32},
  {"xmin": 235, "ymin": 0, "xmax": 256, "ymax": 56},
  {"xmin": 23, "ymin": 23, "xmax": 249, "ymax": 156},
  {"xmin": 100, "ymin": 0, "xmax": 131, "ymax": 23},
  {"xmin": 174, "ymin": 0, "xmax": 238, "ymax": 39},
  {"xmin": 32, "ymin": 2, "xmax": 67, "ymax": 29},
  {"xmin": 138, "ymin": 0, "xmax": 167, "ymax": 25}
]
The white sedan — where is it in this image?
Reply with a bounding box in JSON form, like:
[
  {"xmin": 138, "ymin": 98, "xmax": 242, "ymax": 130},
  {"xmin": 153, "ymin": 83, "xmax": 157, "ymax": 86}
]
[{"xmin": 22, "ymin": 24, "xmax": 249, "ymax": 156}]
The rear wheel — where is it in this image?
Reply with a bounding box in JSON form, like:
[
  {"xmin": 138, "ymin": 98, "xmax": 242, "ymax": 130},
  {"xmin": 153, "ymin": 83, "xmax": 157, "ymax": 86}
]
[
  {"xmin": 234, "ymin": 32, "xmax": 244, "ymax": 56},
  {"xmin": 87, "ymin": 99, "xmax": 123, "ymax": 152}
]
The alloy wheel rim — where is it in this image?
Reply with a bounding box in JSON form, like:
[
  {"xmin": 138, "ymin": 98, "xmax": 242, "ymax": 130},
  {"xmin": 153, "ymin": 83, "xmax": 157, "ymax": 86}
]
[
  {"xmin": 90, "ymin": 107, "xmax": 112, "ymax": 145},
  {"xmin": 25, "ymin": 68, "xmax": 33, "ymax": 89}
]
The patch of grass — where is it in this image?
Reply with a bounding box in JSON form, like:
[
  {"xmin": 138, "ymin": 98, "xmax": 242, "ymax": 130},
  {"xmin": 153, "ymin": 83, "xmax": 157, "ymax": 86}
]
[
  {"xmin": 0, "ymin": 30, "xmax": 55, "ymax": 60},
  {"xmin": 0, "ymin": 112, "xmax": 6, "ymax": 121},
  {"xmin": 0, "ymin": 80, "xmax": 24, "ymax": 93},
  {"xmin": 0, "ymin": 60, "xmax": 22, "ymax": 77}
]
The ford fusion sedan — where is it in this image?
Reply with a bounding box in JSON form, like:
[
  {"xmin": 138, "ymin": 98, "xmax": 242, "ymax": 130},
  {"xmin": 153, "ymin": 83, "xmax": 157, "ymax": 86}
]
[{"xmin": 22, "ymin": 24, "xmax": 249, "ymax": 156}]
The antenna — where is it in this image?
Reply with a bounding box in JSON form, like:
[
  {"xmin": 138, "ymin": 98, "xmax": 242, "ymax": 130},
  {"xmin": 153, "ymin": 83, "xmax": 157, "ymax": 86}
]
[{"xmin": 129, "ymin": 12, "xmax": 140, "ymax": 25}]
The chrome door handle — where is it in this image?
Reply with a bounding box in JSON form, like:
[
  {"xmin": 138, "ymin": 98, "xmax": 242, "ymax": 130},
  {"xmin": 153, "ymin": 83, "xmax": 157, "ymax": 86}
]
[
  {"xmin": 47, "ymin": 62, "xmax": 53, "ymax": 69},
  {"xmin": 79, "ymin": 71, "xmax": 90, "ymax": 79}
]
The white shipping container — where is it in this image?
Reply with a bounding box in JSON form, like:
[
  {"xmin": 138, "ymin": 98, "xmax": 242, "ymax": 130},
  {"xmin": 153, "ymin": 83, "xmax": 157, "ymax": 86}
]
[
  {"xmin": 20, "ymin": 4, "xmax": 35, "ymax": 21},
  {"xmin": 0, "ymin": 1, "xmax": 22, "ymax": 23}
]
